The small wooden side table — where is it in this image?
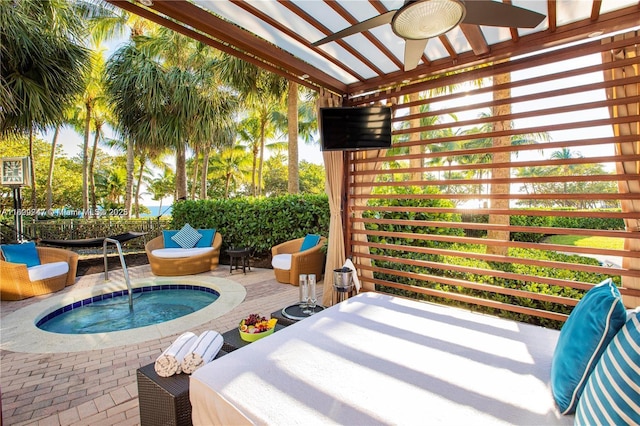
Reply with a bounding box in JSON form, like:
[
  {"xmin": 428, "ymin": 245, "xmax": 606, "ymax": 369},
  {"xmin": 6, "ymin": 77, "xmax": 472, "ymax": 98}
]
[{"xmin": 227, "ymin": 247, "xmax": 251, "ymax": 274}]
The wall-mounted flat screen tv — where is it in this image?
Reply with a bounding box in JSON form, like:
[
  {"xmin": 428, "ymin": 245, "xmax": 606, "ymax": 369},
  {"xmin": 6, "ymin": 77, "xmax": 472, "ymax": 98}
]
[{"xmin": 320, "ymin": 106, "xmax": 392, "ymax": 151}]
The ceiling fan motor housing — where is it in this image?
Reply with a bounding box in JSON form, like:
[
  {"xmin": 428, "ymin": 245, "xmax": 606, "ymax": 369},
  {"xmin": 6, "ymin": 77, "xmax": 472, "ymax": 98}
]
[{"xmin": 392, "ymin": 0, "xmax": 466, "ymax": 40}]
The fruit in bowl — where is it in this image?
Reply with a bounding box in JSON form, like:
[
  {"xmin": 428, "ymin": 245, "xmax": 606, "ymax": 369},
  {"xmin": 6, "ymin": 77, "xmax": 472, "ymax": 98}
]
[{"xmin": 239, "ymin": 314, "xmax": 278, "ymax": 342}]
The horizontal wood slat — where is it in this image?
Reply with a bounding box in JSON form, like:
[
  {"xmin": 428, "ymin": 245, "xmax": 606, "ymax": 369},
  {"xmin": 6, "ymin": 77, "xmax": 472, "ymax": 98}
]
[
  {"xmin": 345, "ymin": 31, "xmax": 640, "ymax": 323},
  {"xmin": 352, "ymin": 205, "xmax": 640, "ymax": 219},
  {"xmin": 354, "ymin": 240, "xmax": 640, "ymax": 280},
  {"xmin": 358, "ymin": 266, "xmax": 571, "ymax": 322},
  {"xmin": 352, "ymin": 229, "xmax": 640, "ymax": 260},
  {"xmin": 352, "ymin": 217, "xmax": 638, "ymax": 240}
]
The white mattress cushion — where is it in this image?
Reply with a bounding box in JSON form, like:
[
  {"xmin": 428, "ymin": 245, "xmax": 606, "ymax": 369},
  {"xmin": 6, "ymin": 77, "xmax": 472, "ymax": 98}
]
[
  {"xmin": 27, "ymin": 261, "xmax": 69, "ymax": 281},
  {"xmin": 152, "ymin": 247, "xmax": 213, "ymax": 259},
  {"xmin": 271, "ymin": 253, "xmax": 292, "ymax": 270},
  {"xmin": 191, "ymin": 292, "xmax": 571, "ymax": 425}
]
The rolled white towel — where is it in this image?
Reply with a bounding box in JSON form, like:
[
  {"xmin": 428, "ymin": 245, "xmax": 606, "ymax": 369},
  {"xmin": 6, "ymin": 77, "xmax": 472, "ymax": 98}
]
[
  {"xmin": 181, "ymin": 330, "xmax": 224, "ymax": 374},
  {"xmin": 154, "ymin": 331, "xmax": 198, "ymax": 377}
]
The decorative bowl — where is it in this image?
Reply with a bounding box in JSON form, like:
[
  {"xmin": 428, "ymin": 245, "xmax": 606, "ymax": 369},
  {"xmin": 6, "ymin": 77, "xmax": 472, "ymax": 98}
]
[
  {"xmin": 239, "ymin": 325, "xmax": 276, "ymax": 342},
  {"xmin": 238, "ymin": 315, "xmax": 277, "ymax": 342}
]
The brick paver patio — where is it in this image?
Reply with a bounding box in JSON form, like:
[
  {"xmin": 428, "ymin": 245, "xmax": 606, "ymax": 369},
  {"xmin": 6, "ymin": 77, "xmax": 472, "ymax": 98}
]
[{"xmin": 1, "ymin": 263, "xmax": 322, "ymax": 425}]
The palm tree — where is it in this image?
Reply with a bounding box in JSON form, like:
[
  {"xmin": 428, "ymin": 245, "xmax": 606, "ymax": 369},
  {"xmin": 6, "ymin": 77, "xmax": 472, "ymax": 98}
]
[
  {"xmin": 105, "ymin": 40, "xmax": 169, "ymax": 206},
  {"xmin": 1, "ymin": 0, "xmax": 91, "ymax": 208},
  {"xmin": 122, "ymin": 27, "xmax": 241, "ymax": 201},
  {"xmin": 91, "ymin": 10, "xmax": 154, "ymax": 216},
  {"xmin": 46, "ymin": 126, "xmax": 62, "ymax": 210},
  {"xmin": 272, "ymin": 88, "xmax": 318, "ymax": 193},
  {"xmin": 146, "ymin": 169, "xmax": 175, "ymax": 213},
  {"xmin": 236, "ymin": 111, "xmax": 278, "ymax": 196},
  {"xmin": 215, "ymin": 56, "xmax": 287, "ymax": 196},
  {"xmin": 65, "ymin": 46, "xmax": 114, "ymax": 214},
  {"xmin": 209, "ymin": 145, "xmax": 252, "ymax": 198}
]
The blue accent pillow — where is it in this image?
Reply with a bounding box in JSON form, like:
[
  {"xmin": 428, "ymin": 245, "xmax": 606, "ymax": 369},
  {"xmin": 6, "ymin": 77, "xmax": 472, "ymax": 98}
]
[
  {"xmin": 0, "ymin": 242, "xmax": 41, "ymax": 267},
  {"xmin": 300, "ymin": 234, "xmax": 321, "ymax": 252},
  {"xmin": 575, "ymin": 312, "xmax": 640, "ymax": 425},
  {"xmin": 551, "ymin": 278, "xmax": 627, "ymax": 414},
  {"xmin": 171, "ymin": 223, "xmax": 202, "ymax": 249},
  {"xmin": 162, "ymin": 230, "xmax": 181, "ymax": 248},
  {"xmin": 194, "ymin": 229, "xmax": 216, "ymax": 248}
]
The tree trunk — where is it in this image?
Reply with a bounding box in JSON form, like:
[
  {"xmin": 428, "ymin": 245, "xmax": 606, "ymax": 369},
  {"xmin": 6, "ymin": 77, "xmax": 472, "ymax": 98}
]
[
  {"xmin": 487, "ymin": 73, "xmax": 511, "ymax": 256},
  {"xmin": 251, "ymin": 145, "xmax": 258, "ymax": 196},
  {"xmin": 46, "ymin": 126, "xmax": 60, "ymax": 210},
  {"xmin": 200, "ymin": 148, "xmax": 210, "ymax": 199},
  {"xmin": 258, "ymin": 121, "xmax": 266, "ymax": 197},
  {"xmin": 124, "ymin": 139, "xmax": 134, "ymax": 219},
  {"xmin": 89, "ymin": 127, "xmax": 99, "ymax": 217},
  {"xmin": 28, "ymin": 128, "xmax": 37, "ymax": 209},
  {"xmin": 82, "ymin": 105, "xmax": 91, "ymax": 212},
  {"xmin": 175, "ymin": 144, "xmax": 188, "ymax": 200},
  {"xmin": 287, "ymin": 81, "xmax": 299, "ymax": 194},
  {"xmin": 191, "ymin": 145, "xmax": 200, "ymax": 199},
  {"xmin": 134, "ymin": 155, "xmax": 145, "ymax": 218}
]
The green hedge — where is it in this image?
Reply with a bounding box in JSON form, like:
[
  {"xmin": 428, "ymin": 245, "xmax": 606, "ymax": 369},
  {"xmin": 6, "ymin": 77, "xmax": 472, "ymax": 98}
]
[
  {"xmin": 461, "ymin": 211, "xmax": 625, "ymax": 243},
  {"xmin": 170, "ymin": 194, "xmax": 330, "ymax": 255}
]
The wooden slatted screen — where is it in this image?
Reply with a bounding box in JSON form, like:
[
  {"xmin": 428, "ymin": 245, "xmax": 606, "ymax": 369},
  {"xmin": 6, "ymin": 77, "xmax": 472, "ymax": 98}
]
[{"xmin": 344, "ymin": 30, "xmax": 640, "ymax": 327}]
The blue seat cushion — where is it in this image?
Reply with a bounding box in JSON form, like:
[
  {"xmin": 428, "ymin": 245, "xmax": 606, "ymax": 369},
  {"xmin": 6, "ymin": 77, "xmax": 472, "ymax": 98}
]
[
  {"xmin": 550, "ymin": 278, "xmax": 627, "ymax": 414},
  {"xmin": 0, "ymin": 241, "xmax": 41, "ymax": 267},
  {"xmin": 300, "ymin": 234, "xmax": 321, "ymax": 252},
  {"xmin": 162, "ymin": 230, "xmax": 181, "ymax": 248},
  {"xmin": 575, "ymin": 312, "xmax": 640, "ymax": 425},
  {"xmin": 194, "ymin": 229, "xmax": 216, "ymax": 248}
]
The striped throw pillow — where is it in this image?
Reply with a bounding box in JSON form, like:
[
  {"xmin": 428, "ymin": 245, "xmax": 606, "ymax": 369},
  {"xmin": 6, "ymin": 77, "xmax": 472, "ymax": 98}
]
[
  {"xmin": 171, "ymin": 223, "xmax": 202, "ymax": 249},
  {"xmin": 574, "ymin": 312, "xmax": 640, "ymax": 425}
]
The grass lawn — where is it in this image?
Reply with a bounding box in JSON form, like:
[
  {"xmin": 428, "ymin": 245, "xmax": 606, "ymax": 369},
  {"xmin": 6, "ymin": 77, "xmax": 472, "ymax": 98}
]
[{"xmin": 545, "ymin": 235, "xmax": 624, "ymax": 250}]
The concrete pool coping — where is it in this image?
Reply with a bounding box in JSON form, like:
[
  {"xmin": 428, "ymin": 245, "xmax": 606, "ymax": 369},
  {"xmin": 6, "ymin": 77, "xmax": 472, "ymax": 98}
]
[{"xmin": 0, "ymin": 276, "xmax": 246, "ymax": 354}]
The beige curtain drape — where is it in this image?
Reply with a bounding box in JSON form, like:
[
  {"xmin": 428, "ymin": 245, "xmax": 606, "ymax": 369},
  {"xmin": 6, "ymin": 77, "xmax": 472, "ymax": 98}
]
[
  {"xmin": 602, "ymin": 31, "xmax": 640, "ymax": 307},
  {"xmin": 320, "ymin": 89, "xmax": 345, "ymax": 306}
]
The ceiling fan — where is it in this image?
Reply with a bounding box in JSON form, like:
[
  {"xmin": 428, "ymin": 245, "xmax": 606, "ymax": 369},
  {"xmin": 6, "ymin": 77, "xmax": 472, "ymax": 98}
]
[{"xmin": 312, "ymin": 0, "xmax": 546, "ymax": 71}]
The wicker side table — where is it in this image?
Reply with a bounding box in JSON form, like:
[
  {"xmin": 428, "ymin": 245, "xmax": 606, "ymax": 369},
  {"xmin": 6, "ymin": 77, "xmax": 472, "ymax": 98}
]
[
  {"xmin": 137, "ymin": 363, "xmax": 192, "ymax": 426},
  {"xmin": 137, "ymin": 352, "xmax": 226, "ymax": 426}
]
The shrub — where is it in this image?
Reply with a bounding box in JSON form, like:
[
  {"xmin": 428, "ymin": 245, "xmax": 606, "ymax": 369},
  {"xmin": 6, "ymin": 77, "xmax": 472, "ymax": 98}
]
[{"xmin": 170, "ymin": 194, "xmax": 330, "ymax": 256}]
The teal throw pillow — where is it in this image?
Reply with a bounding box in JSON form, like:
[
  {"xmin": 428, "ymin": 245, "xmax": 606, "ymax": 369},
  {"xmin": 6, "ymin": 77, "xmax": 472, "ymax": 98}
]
[
  {"xmin": 0, "ymin": 241, "xmax": 41, "ymax": 267},
  {"xmin": 194, "ymin": 229, "xmax": 216, "ymax": 248},
  {"xmin": 171, "ymin": 223, "xmax": 202, "ymax": 249},
  {"xmin": 575, "ymin": 312, "xmax": 640, "ymax": 425},
  {"xmin": 300, "ymin": 234, "xmax": 321, "ymax": 252},
  {"xmin": 551, "ymin": 278, "xmax": 627, "ymax": 414},
  {"xmin": 162, "ymin": 230, "xmax": 181, "ymax": 248}
]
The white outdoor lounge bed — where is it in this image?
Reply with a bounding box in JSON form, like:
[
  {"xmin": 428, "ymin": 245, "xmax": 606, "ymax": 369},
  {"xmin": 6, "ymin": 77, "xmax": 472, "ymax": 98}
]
[{"xmin": 190, "ymin": 292, "xmax": 572, "ymax": 425}]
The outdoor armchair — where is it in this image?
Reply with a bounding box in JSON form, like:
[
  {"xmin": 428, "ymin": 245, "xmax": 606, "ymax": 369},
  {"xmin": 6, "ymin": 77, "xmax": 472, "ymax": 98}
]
[
  {"xmin": 145, "ymin": 231, "xmax": 222, "ymax": 276},
  {"xmin": 0, "ymin": 245, "xmax": 78, "ymax": 300},
  {"xmin": 271, "ymin": 235, "xmax": 326, "ymax": 285}
]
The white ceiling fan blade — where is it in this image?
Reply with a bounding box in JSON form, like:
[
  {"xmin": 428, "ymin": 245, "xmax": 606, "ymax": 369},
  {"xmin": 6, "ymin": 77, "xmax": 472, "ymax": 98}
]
[
  {"xmin": 404, "ymin": 38, "xmax": 428, "ymax": 71},
  {"xmin": 312, "ymin": 11, "xmax": 396, "ymax": 46},
  {"xmin": 462, "ymin": 0, "xmax": 545, "ymax": 28}
]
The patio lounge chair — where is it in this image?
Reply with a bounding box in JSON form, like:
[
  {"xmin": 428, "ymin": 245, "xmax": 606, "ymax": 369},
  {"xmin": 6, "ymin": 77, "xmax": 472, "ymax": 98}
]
[
  {"xmin": 145, "ymin": 231, "xmax": 222, "ymax": 276},
  {"xmin": 0, "ymin": 243, "xmax": 79, "ymax": 300},
  {"xmin": 271, "ymin": 235, "xmax": 326, "ymax": 285}
]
